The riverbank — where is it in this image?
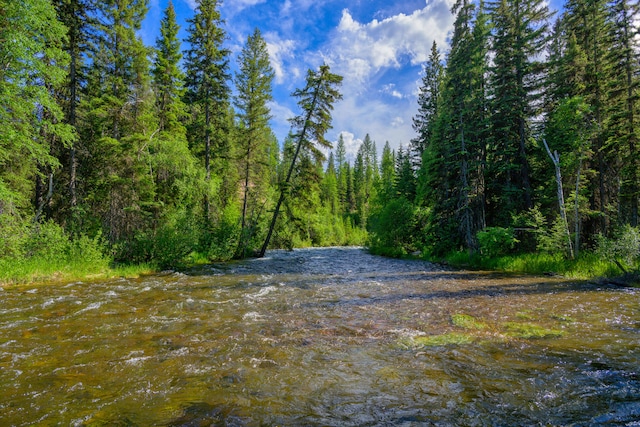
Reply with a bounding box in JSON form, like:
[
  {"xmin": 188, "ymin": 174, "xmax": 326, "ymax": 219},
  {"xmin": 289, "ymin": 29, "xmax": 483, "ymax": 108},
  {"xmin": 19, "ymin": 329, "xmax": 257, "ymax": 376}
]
[
  {"xmin": 0, "ymin": 258, "xmax": 157, "ymax": 288},
  {"xmin": 439, "ymin": 250, "xmax": 640, "ymax": 286}
]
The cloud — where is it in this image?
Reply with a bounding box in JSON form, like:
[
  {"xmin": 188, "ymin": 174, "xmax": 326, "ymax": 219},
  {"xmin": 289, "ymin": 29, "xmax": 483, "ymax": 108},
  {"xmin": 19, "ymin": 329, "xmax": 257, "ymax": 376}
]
[
  {"xmin": 264, "ymin": 32, "xmax": 298, "ymax": 85},
  {"xmin": 319, "ymin": 0, "xmax": 454, "ymax": 153},
  {"xmin": 336, "ymin": 131, "xmax": 363, "ymax": 163},
  {"xmin": 381, "ymin": 83, "xmax": 404, "ymax": 99},
  {"xmin": 328, "ymin": 2, "xmax": 454, "ymax": 86}
]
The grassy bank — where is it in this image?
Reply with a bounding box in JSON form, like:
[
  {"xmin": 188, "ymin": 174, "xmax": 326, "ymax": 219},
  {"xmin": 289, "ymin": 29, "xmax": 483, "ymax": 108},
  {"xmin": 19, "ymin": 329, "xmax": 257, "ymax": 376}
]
[
  {"xmin": 440, "ymin": 250, "xmax": 638, "ymax": 283},
  {"xmin": 0, "ymin": 257, "xmax": 157, "ymax": 287}
]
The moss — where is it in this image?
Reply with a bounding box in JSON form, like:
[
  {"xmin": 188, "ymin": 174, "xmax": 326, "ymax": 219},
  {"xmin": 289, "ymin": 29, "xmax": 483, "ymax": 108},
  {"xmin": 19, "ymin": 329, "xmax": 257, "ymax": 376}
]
[
  {"xmin": 451, "ymin": 314, "xmax": 487, "ymax": 330},
  {"xmin": 411, "ymin": 333, "xmax": 475, "ymax": 347},
  {"xmin": 502, "ymin": 322, "xmax": 564, "ymax": 339}
]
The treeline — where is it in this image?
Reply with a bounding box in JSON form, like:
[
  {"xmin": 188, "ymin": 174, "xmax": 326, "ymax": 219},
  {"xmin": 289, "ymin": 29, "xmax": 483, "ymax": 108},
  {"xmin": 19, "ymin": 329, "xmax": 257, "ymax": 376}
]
[
  {"xmin": 366, "ymin": 0, "xmax": 640, "ymax": 265},
  {"xmin": 0, "ymin": 0, "xmax": 361, "ymax": 274}
]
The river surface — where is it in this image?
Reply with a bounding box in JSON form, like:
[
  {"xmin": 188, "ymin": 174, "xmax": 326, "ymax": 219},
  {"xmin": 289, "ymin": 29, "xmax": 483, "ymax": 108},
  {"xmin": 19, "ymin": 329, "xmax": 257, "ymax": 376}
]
[{"xmin": 1, "ymin": 247, "xmax": 639, "ymax": 426}]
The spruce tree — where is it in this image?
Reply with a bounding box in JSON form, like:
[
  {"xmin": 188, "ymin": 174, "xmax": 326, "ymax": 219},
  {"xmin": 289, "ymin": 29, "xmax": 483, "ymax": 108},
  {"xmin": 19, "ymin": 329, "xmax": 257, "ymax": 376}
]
[
  {"xmin": 606, "ymin": 0, "xmax": 640, "ymax": 226},
  {"xmin": 0, "ymin": 0, "xmax": 73, "ymax": 219},
  {"xmin": 488, "ymin": 0, "xmax": 551, "ymax": 221},
  {"xmin": 154, "ymin": 0, "xmax": 185, "ymax": 132},
  {"xmin": 81, "ymin": 0, "xmax": 156, "ymax": 245},
  {"xmin": 184, "ymin": 0, "xmax": 231, "ymax": 222},
  {"xmin": 53, "ymin": 0, "xmax": 93, "ymax": 215},
  {"xmin": 234, "ymin": 28, "xmax": 275, "ymax": 256},
  {"xmin": 562, "ymin": 0, "xmax": 612, "ymax": 234},
  {"xmin": 259, "ymin": 64, "xmax": 343, "ymax": 256},
  {"xmin": 411, "ymin": 41, "xmax": 443, "ymax": 168}
]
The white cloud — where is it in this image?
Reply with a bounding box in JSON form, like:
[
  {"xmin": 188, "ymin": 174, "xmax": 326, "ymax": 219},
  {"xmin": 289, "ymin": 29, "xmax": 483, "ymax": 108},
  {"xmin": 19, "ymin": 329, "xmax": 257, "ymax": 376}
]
[
  {"xmin": 267, "ymin": 100, "xmax": 296, "ymax": 142},
  {"xmin": 320, "ymin": 0, "xmax": 454, "ymax": 154},
  {"xmin": 328, "ymin": 2, "xmax": 454, "ymax": 85},
  {"xmin": 381, "ymin": 83, "xmax": 404, "ymax": 99},
  {"xmin": 264, "ymin": 33, "xmax": 297, "ymax": 85}
]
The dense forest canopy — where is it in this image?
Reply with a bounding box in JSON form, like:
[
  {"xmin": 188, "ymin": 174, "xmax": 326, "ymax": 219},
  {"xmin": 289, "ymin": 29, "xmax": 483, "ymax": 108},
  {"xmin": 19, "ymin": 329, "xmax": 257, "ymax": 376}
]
[{"xmin": 1, "ymin": 0, "xmax": 639, "ymax": 275}]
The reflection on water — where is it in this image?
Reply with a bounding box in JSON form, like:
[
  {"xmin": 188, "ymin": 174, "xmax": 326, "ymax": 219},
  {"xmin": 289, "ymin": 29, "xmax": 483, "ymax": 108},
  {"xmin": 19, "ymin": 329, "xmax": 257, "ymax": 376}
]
[{"xmin": 1, "ymin": 247, "xmax": 639, "ymax": 425}]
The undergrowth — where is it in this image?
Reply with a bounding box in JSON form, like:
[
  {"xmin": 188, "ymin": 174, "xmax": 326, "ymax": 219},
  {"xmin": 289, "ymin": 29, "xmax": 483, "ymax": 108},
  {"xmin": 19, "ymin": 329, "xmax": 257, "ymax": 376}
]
[{"xmin": 441, "ymin": 251, "xmax": 631, "ymax": 281}]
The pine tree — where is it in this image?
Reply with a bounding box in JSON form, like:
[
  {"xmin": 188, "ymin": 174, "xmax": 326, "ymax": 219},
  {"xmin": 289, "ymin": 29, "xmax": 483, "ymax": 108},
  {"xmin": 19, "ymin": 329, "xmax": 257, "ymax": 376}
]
[
  {"xmin": 53, "ymin": 0, "xmax": 93, "ymax": 215},
  {"xmin": 81, "ymin": 0, "xmax": 156, "ymax": 245},
  {"xmin": 335, "ymin": 133, "xmax": 348, "ymax": 212},
  {"xmin": 488, "ymin": 0, "xmax": 551, "ymax": 221},
  {"xmin": 184, "ymin": 0, "xmax": 231, "ymax": 221},
  {"xmin": 411, "ymin": 41, "xmax": 443, "ymax": 168},
  {"xmin": 154, "ymin": 0, "xmax": 185, "ymax": 132},
  {"xmin": 259, "ymin": 64, "xmax": 343, "ymax": 256},
  {"xmin": 562, "ymin": 0, "xmax": 612, "ymax": 235},
  {"xmin": 151, "ymin": 0, "xmax": 202, "ymax": 225},
  {"xmin": 234, "ymin": 28, "xmax": 275, "ymax": 256},
  {"xmin": 606, "ymin": 0, "xmax": 640, "ymax": 226},
  {"xmin": 0, "ymin": 0, "xmax": 73, "ymax": 220},
  {"xmin": 378, "ymin": 142, "xmax": 396, "ymax": 204}
]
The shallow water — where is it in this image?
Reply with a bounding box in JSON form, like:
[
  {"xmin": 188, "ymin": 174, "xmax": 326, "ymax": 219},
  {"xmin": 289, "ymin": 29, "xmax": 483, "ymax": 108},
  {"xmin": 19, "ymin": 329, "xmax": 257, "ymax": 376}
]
[{"xmin": 1, "ymin": 247, "xmax": 638, "ymax": 426}]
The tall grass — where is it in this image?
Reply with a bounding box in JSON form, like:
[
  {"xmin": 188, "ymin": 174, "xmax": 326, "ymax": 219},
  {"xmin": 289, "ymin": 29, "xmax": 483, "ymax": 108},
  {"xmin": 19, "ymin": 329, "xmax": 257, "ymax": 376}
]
[
  {"xmin": 0, "ymin": 221, "xmax": 154, "ymax": 286},
  {"xmin": 443, "ymin": 251, "xmax": 627, "ymax": 280}
]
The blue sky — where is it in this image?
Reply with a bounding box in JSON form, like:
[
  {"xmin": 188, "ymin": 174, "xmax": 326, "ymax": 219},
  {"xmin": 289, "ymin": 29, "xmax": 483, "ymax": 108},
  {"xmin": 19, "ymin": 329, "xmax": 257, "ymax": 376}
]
[{"xmin": 141, "ymin": 0, "xmax": 561, "ymax": 160}]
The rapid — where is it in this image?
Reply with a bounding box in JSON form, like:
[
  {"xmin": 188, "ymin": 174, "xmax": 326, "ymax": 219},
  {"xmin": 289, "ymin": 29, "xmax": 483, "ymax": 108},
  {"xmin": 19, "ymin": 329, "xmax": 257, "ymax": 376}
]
[{"xmin": 1, "ymin": 247, "xmax": 638, "ymax": 425}]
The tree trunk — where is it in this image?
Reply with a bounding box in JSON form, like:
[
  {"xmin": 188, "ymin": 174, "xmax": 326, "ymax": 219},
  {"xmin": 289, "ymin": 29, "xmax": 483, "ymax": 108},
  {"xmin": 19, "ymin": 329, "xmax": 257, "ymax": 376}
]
[
  {"xmin": 259, "ymin": 95, "xmax": 318, "ymax": 258},
  {"xmin": 543, "ymin": 139, "xmax": 574, "ymax": 259}
]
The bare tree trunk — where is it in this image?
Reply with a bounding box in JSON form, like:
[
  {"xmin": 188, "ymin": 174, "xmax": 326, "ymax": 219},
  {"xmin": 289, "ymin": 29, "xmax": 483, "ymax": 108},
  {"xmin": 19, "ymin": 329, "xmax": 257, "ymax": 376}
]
[{"xmin": 543, "ymin": 139, "xmax": 574, "ymax": 259}]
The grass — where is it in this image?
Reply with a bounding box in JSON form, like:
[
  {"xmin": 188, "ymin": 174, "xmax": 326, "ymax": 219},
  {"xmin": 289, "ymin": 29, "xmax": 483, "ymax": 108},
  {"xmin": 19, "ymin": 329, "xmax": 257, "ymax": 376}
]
[
  {"xmin": 441, "ymin": 250, "xmax": 633, "ymax": 281},
  {"xmin": 0, "ymin": 256, "xmax": 157, "ymax": 287}
]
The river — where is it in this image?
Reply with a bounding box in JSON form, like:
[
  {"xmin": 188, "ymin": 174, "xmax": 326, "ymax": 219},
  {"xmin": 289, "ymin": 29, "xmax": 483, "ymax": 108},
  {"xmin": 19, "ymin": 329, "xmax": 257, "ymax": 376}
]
[{"xmin": 1, "ymin": 247, "xmax": 639, "ymax": 425}]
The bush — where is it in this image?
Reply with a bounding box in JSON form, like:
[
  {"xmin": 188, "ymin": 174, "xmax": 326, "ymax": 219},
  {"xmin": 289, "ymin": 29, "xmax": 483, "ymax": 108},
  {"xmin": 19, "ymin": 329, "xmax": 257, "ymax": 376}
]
[
  {"xmin": 476, "ymin": 227, "xmax": 518, "ymax": 257},
  {"xmin": 596, "ymin": 225, "xmax": 640, "ymax": 273},
  {"xmin": 368, "ymin": 198, "xmax": 418, "ymax": 257}
]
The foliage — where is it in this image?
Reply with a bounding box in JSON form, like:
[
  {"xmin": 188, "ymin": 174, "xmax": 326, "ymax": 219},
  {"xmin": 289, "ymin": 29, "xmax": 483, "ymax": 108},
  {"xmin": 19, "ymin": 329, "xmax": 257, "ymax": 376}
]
[
  {"xmin": 596, "ymin": 225, "xmax": 640, "ymax": 273},
  {"xmin": 368, "ymin": 198, "xmax": 421, "ymax": 257},
  {"xmin": 259, "ymin": 64, "xmax": 343, "ymax": 256},
  {"xmin": 477, "ymin": 227, "xmax": 519, "ymax": 257},
  {"xmin": 0, "ymin": 220, "xmax": 110, "ymax": 284}
]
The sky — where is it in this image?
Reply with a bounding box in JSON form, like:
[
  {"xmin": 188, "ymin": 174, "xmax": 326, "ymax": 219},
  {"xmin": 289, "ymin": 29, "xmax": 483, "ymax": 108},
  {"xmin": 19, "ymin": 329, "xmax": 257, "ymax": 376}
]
[{"xmin": 140, "ymin": 0, "xmax": 559, "ymax": 161}]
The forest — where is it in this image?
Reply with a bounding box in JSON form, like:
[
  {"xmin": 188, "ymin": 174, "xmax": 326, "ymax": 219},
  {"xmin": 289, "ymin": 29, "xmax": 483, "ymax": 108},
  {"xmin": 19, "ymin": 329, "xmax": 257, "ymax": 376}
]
[{"xmin": 1, "ymin": 0, "xmax": 640, "ymax": 283}]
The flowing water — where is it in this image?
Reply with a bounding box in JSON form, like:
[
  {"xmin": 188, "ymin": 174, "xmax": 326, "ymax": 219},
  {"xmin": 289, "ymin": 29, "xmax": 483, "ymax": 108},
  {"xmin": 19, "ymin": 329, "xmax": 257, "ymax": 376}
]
[{"xmin": 1, "ymin": 247, "xmax": 639, "ymax": 426}]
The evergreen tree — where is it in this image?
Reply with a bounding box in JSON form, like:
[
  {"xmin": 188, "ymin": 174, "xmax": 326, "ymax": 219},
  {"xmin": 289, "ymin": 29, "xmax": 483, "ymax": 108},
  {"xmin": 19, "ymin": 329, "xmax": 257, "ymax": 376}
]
[
  {"xmin": 562, "ymin": 0, "xmax": 612, "ymax": 235},
  {"xmin": 184, "ymin": 0, "xmax": 231, "ymax": 221},
  {"xmin": 151, "ymin": 0, "xmax": 202, "ymax": 227},
  {"xmin": 0, "ymin": 0, "xmax": 73, "ymax": 219},
  {"xmin": 488, "ymin": 0, "xmax": 551, "ymax": 221},
  {"xmin": 606, "ymin": 0, "xmax": 640, "ymax": 226},
  {"xmin": 260, "ymin": 64, "xmax": 343, "ymax": 256},
  {"xmin": 335, "ymin": 133, "xmax": 348, "ymax": 212},
  {"xmin": 53, "ymin": 0, "xmax": 93, "ymax": 216},
  {"xmin": 81, "ymin": 0, "xmax": 156, "ymax": 245},
  {"xmin": 411, "ymin": 41, "xmax": 443, "ymax": 168},
  {"xmin": 321, "ymin": 152, "xmax": 339, "ymax": 215},
  {"xmin": 378, "ymin": 142, "xmax": 396, "ymax": 204},
  {"xmin": 234, "ymin": 28, "xmax": 275, "ymax": 256},
  {"xmin": 153, "ymin": 0, "xmax": 185, "ymax": 132}
]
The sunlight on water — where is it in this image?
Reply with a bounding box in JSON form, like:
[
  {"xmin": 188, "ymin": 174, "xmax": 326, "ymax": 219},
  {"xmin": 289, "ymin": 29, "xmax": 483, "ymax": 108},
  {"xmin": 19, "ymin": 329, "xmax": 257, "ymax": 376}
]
[{"xmin": 0, "ymin": 247, "xmax": 638, "ymax": 425}]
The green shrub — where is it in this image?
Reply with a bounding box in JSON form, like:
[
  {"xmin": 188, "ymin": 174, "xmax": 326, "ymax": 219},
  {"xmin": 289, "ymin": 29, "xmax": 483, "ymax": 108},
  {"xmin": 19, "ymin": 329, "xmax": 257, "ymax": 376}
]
[
  {"xmin": 477, "ymin": 227, "xmax": 518, "ymax": 257},
  {"xmin": 368, "ymin": 198, "xmax": 418, "ymax": 257},
  {"xmin": 596, "ymin": 225, "xmax": 640, "ymax": 273}
]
